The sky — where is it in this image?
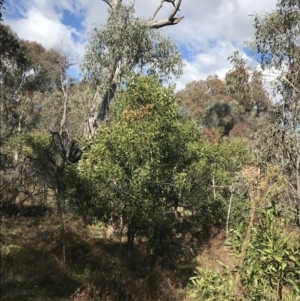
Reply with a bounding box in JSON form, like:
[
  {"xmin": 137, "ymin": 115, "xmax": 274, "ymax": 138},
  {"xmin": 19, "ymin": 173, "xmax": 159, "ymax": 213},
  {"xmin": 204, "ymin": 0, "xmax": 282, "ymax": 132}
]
[{"xmin": 3, "ymin": 0, "xmax": 277, "ymax": 91}]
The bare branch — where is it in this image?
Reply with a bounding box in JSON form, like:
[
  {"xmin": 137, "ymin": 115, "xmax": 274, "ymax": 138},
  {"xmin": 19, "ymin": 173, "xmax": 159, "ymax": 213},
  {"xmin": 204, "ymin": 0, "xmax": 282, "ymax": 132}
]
[
  {"xmin": 151, "ymin": 0, "xmax": 164, "ymax": 21},
  {"xmin": 168, "ymin": 0, "xmax": 182, "ymax": 20},
  {"xmin": 147, "ymin": 0, "xmax": 183, "ymax": 28},
  {"xmin": 101, "ymin": 0, "xmax": 112, "ymax": 7},
  {"xmin": 146, "ymin": 16, "xmax": 184, "ymax": 29}
]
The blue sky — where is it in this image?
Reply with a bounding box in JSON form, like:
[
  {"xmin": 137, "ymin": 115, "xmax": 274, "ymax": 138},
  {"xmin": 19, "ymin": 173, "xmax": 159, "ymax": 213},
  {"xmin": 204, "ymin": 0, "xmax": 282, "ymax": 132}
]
[
  {"xmin": 4, "ymin": 0, "xmax": 277, "ymax": 90},
  {"xmin": 61, "ymin": 9, "xmax": 84, "ymax": 42}
]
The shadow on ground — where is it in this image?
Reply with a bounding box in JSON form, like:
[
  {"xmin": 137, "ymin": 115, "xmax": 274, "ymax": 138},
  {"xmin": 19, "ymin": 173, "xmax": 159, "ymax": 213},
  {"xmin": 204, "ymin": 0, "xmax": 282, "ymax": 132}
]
[{"xmin": 0, "ymin": 212, "xmax": 205, "ymax": 301}]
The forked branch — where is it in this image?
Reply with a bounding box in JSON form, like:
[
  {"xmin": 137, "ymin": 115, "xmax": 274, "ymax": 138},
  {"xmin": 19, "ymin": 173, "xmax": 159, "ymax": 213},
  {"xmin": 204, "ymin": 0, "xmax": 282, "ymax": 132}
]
[
  {"xmin": 147, "ymin": 0, "xmax": 183, "ymax": 28},
  {"xmin": 101, "ymin": 0, "xmax": 183, "ymax": 29}
]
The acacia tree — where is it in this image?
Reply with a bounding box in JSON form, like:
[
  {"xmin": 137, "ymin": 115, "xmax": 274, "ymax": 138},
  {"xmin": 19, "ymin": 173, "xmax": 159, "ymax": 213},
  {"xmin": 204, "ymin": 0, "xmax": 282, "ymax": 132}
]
[{"xmin": 82, "ymin": 0, "xmax": 184, "ymax": 134}]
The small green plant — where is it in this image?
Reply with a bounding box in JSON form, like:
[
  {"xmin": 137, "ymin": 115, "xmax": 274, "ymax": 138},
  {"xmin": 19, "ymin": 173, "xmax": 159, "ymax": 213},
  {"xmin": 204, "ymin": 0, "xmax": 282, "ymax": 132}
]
[
  {"xmin": 189, "ymin": 262, "xmax": 237, "ymax": 301},
  {"xmin": 226, "ymin": 208, "xmax": 300, "ymax": 301},
  {"xmin": 241, "ymin": 209, "xmax": 300, "ymax": 300}
]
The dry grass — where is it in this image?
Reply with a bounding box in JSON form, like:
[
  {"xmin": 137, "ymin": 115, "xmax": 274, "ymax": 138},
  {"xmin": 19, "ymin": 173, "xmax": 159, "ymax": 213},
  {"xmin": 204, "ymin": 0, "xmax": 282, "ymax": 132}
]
[
  {"xmin": 194, "ymin": 231, "xmax": 237, "ymax": 273},
  {"xmin": 0, "ymin": 213, "xmax": 193, "ymax": 301},
  {"xmin": 1, "ymin": 207, "xmax": 245, "ymax": 301}
]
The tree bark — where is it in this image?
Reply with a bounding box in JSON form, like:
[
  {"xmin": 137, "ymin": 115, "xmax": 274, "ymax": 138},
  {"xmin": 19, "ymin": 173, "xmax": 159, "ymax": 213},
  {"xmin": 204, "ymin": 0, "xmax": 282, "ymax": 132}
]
[{"xmin": 85, "ymin": 63, "xmax": 119, "ymax": 134}]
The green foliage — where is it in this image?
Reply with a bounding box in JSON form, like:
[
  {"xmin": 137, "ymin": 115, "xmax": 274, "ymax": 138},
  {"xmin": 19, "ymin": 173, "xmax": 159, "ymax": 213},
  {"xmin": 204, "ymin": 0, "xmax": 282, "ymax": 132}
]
[
  {"xmin": 197, "ymin": 131, "xmax": 252, "ymax": 231},
  {"xmin": 177, "ymin": 75, "xmax": 239, "ymax": 136},
  {"xmin": 2, "ymin": 131, "xmax": 52, "ymax": 198},
  {"xmin": 189, "ymin": 209, "xmax": 300, "ymax": 301},
  {"xmin": 225, "ymin": 52, "xmax": 270, "ymax": 115},
  {"xmin": 252, "ymin": 0, "xmax": 300, "ymax": 69},
  {"xmin": 189, "ymin": 264, "xmax": 236, "ymax": 301},
  {"xmin": 231, "ymin": 209, "xmax": 300, "ymax": 300},
  {"xmin": 18, "ymin": 41, "xmax": 65, "ymax": 93},
  {"xmin": 73, "ymin": 74, "xmax": 202, "ymax": 242},
  {"xmin": 82, "ymin": 4, "xmax": 183, "ymax": 86},
  {"xmin": 6, "ymin": 131, "xmax": 51, "ymax": 161},
  {"xmin": 249, "ymin": 0, "xmax": 300, "ymax": 226},
  {"xmin": 202, "ymin": 102, "xmax": 234, "ymax": 135},
  {"xmin": 0, "ymin": 24, "xmax": 23, "ymax": 63},
  {"xmin": 189, "ymin": 163, "xmax": 299, "ymax": 300}
]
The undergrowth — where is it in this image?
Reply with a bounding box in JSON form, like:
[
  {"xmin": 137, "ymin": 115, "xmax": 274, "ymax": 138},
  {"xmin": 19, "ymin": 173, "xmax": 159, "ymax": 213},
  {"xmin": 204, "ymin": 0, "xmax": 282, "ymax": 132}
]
[{"xmin": 0, "ymin": 213, "xmax": 191, "ymax": 301}]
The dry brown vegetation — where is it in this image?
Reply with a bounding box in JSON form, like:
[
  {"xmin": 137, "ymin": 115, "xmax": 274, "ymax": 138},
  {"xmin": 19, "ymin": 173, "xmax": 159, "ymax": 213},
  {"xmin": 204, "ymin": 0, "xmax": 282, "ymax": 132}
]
[
  {"xmin": 0, "ymin": 213, "xmax": 203, "ymax": 301},
  {"xmin": 194, "ymin": 231, "xmax": 237, "ymax": 273},
  {"xmin": 1, "ymin": 210, "xmax": 243, "ymax": 301}
]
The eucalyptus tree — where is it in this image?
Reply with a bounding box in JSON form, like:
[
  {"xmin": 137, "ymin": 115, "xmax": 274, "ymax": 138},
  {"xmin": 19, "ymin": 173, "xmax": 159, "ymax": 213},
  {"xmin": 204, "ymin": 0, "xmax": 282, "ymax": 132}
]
[
  {"xmin": 177, "ymin": 68, "xmax": 271, "ymax": 137},
  {"xmin": 249, "ymin": 0, "xmax": 300, "ymax": 226},
  {"xmin": 177, "ymin": 76, "xmax": 241, "ymax": 135},
  {"xmin": 82, "ymin": 0, "xmax": 184, "ymax": 134},
  {"xmin": 224, "ymin": 52, "xmax": 271, "ymax": 136}
]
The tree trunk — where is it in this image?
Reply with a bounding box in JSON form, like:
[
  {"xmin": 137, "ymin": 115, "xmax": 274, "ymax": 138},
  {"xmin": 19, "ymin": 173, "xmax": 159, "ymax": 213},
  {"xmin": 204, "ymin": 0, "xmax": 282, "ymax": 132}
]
[
  {"xmin": 56, "ymin": 167, "xmax": 66, "ymax": 264},
  {"xmin": 127, "ymin": 223, "xmax": 135, "ymax": 268},
  {"xmin": 85, "ymin": 82, "xmax": 117, "ymax": 134},
  {"xmin": 84, "ymin": 53, "xmax": 124, "ymax": 134}
]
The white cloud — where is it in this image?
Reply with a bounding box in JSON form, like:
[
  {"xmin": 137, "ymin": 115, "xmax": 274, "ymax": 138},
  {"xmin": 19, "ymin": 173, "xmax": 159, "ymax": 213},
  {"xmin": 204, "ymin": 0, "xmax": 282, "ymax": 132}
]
[
  {"xmin": 175, "ymin": 40, "xmax": 257, "ymax": 91},
  {"xmin": 164, "ymin": 0, "xmax": 276, "ymax": 45},
  {"xmin": 4, "ymin": 0, "xmax": 278, "ymax": 89},
  {"xmin": 8, "ymin": 7, "xmax": 66, "ymax": 48},
  {"xmin": 6, "ymin": 3, "xmax": 86, "ymax": 62}
]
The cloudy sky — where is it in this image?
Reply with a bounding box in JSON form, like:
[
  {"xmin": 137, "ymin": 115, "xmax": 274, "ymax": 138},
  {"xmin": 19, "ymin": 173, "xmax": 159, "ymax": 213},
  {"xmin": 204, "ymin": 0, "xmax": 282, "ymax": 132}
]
[{"xmin": 4, "ymin": 0, "xmax": 277, "ymax": 90}]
